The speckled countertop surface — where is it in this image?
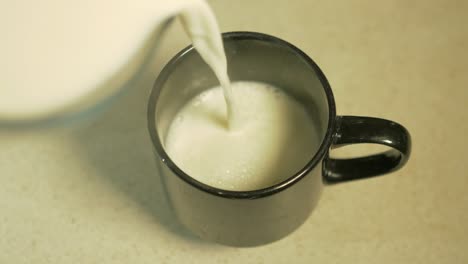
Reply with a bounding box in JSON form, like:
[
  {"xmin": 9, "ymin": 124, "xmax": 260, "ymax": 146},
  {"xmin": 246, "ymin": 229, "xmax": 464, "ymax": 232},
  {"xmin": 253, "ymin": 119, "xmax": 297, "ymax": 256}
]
[{"xmin": 1, "ymin": 0, "xmax": 467, "ymax": 263}]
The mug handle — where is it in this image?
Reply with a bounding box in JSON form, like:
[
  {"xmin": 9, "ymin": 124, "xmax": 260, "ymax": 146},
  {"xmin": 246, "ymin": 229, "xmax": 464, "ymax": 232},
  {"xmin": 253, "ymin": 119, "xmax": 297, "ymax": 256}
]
[{"xmin": 323, "ymin": 116, "xmax": 411, "ymax": 183}]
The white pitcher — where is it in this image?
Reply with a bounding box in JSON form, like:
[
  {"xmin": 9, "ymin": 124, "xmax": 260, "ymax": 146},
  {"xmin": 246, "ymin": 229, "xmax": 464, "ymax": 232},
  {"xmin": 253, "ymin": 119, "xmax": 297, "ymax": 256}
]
[{"xmin": 0, "ymin": 0, "xmax": 219, "ymax": 125}]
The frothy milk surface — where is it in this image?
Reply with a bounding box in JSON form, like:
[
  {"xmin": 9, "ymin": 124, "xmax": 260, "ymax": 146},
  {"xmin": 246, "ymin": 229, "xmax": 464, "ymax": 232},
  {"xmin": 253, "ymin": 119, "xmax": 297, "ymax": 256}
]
[{"xmin": 165, "ymin": 81, "xmax": 319, "ymax": 191}]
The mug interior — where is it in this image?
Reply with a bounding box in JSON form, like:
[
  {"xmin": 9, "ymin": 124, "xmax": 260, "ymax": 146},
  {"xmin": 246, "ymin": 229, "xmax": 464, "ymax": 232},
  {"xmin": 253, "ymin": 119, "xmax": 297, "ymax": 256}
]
[{"xmin": 147, "ymin": 32, "xmax": 336, "ymax": 198}]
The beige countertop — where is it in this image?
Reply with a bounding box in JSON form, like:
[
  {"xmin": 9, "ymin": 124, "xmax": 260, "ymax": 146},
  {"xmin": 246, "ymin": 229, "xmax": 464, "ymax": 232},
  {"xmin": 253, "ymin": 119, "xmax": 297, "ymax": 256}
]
[{"xmin": 1, "ymin": 0, "xmax": 467, "ymax": 263}]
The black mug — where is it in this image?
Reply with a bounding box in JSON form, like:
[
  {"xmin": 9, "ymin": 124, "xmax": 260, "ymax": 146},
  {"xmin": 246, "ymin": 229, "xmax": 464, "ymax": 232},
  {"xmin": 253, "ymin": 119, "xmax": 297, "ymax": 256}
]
[{"xmin": 147, "ymin": 32, "xmax": 411, "ymax": 247}]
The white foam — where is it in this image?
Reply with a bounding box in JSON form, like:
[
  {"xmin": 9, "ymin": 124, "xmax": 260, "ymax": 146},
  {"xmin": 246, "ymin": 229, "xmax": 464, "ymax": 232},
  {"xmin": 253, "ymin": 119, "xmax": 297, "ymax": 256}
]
[{"xmin": 165, "ymin": 81, "xmax": 320, "ymax": 191}]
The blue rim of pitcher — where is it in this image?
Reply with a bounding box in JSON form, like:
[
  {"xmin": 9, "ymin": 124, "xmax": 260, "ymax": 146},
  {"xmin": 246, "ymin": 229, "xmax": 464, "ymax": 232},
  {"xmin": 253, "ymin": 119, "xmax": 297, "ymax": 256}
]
[{"xmin": 148, "ymin": 31, "xmax": 336, "ymax": 199}]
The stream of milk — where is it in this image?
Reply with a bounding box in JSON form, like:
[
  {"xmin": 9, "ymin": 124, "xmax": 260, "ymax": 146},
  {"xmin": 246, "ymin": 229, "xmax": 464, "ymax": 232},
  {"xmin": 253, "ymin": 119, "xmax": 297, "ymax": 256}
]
[
  {"xmin": 2, "ymin": 0, "xmax": 317, "ymax": 190},
  {"xmin": 0, "ymin": 0, "xmax": 233, "ymax": 123}
]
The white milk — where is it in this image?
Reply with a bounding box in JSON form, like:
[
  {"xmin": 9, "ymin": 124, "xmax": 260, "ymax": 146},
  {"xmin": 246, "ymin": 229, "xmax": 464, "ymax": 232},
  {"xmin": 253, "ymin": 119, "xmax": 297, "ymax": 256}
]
[
  {"xmin": 0, "ymin": 0, "xmax": 232, "ymax": 122},
  {"xmin": 179, "ymin": 7, "xmax": 234, "ymax": 126},
  {"xmin": 165, "ymin": 81, "xmax": 319, "ymax": 191}
]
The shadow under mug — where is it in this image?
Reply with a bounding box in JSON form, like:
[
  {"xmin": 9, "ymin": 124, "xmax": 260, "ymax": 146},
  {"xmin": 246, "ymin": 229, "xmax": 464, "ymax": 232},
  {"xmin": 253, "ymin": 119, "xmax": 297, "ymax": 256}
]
[{"xmin": 147, "ymin": 31, "xmax": 411, "ymax": 247}]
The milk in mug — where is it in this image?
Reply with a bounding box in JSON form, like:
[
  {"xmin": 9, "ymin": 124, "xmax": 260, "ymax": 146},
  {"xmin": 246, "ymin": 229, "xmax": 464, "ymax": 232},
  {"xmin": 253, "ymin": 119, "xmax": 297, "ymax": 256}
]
[{"xmin": 165, "ymin": 81, "xmax": 319, "ymax": 191}]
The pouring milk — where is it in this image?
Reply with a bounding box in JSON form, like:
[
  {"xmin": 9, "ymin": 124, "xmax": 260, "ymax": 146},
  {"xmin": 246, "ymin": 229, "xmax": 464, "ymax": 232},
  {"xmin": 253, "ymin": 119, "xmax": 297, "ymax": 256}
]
[
  {"xmin": 2, "ymin": 0, "xmax": 317, "ymax": 190},
  {"xmin": 0, "ymin": 0, "xmax": 232, "ymax": 123}
]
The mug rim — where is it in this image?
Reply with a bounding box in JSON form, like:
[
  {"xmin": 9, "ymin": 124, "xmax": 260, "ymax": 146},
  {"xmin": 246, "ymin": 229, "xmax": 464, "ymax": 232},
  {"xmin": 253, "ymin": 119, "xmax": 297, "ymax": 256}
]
[{"xmin": 147, "ymin": 31, "xmax": 336, "ymax": 199}]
